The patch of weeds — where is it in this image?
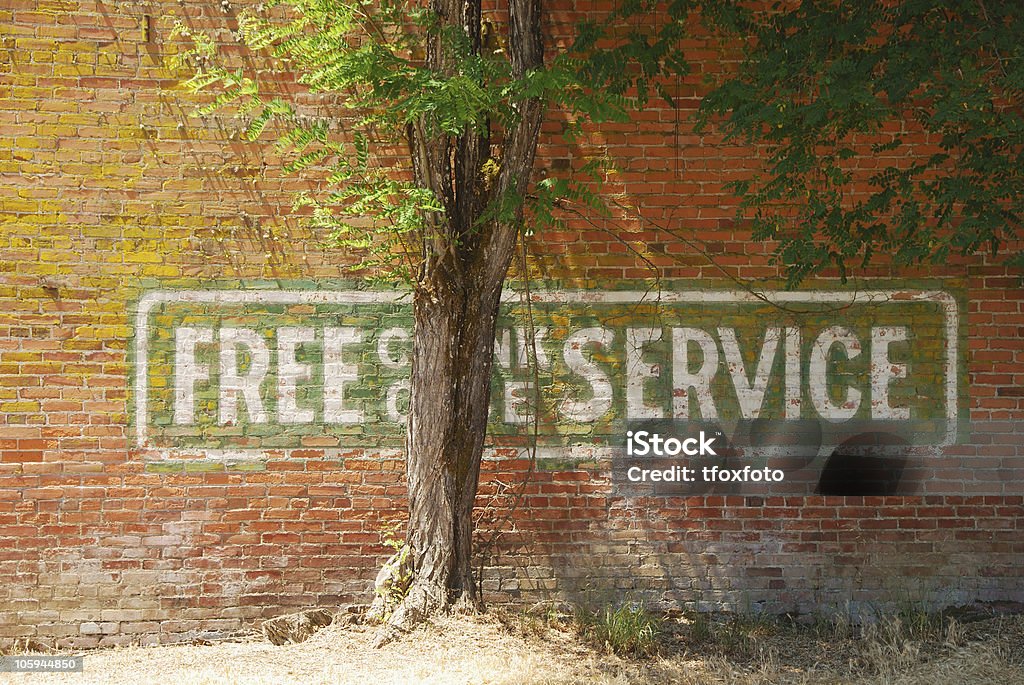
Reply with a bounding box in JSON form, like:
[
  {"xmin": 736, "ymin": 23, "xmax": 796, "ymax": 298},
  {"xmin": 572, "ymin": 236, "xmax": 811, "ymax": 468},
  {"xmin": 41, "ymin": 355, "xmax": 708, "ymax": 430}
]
[
  {"xmin": 855, "ymin": 604, "xmax": 968, "ymax": 677},
  {"xmin": 676, "ymin": 608, "xmax": 779, "ymax": 659},
  {"xmin": 498, "ymin": 602, "xmax": 572, "ymax": 640},
  {"xmin": 718, "ymin": 612, "xmax": 776, "ymax": 657},
  {"xmin": 574, "ymin": 600, "xmax": 663, "ymax": 658},
  {"xmin": 682, "ymin": 609, "xmax": 713, "ymax": 643},
  {"xmin": 824, "ymin": 605, "xmax": 856, "ymax": 641},
  {"xmin": 892, "ymin": 600, "xmax": 946, "ymax": 641},
  {"xmin": 367, "ymin": 520, "xmax": 412, "ymax": 624},
  {"xmin": 859, "ymin": 616, "xmax": 925, "ymax": 676},
  {"xmin": 793, "ymin": 604, "xmax": 857, "ymax": 641}
]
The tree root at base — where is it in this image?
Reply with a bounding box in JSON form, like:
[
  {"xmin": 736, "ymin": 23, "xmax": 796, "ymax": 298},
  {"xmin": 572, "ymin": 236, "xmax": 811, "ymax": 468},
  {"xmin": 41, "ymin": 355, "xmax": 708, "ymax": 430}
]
[{"xmin": 370, "ymin": 583, "xmax": 483, "ymax": 649}]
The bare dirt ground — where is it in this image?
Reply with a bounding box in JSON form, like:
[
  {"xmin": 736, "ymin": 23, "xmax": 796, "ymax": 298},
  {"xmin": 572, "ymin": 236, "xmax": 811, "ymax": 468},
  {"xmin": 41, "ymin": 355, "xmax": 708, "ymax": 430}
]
[{"xmin": 3, "ymin": 611, "xmax": 1023, "ymax": 685}]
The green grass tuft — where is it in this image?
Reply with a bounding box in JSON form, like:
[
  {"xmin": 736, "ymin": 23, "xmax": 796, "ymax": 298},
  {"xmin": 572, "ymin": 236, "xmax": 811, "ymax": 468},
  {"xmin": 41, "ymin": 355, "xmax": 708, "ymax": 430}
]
[{"xmin": 575, "ymin": 601, "xmax": 663, "ymax": 658}]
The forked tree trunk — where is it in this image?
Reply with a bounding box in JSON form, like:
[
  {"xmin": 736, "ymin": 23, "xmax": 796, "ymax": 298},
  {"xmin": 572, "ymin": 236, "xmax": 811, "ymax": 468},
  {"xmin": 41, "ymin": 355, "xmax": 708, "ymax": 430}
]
[
  {"xmin": 370, "ymin": 265, "xmax": 514, "ymax": 645},
  {"xmin": 395, "ymin": 270, "xmax": 506, "ymax": 622},
  {"xmin": 372, "ymin": 0, "xmax": 544, "ymax": 644}
]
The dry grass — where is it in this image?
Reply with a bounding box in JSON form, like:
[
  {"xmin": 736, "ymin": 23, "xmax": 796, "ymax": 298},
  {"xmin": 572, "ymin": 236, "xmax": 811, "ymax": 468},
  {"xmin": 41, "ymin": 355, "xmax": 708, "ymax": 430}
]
[{"xmin": 2, "ymin": 611, "xmax": 1022, "ymax": 685}]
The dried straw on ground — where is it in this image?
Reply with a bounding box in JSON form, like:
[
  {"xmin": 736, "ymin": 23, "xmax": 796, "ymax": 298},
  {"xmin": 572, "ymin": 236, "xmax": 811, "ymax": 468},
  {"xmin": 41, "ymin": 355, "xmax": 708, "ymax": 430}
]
[{"xmin": 3, "ymin": 612, "xmax": 1022, "ymax": 685}]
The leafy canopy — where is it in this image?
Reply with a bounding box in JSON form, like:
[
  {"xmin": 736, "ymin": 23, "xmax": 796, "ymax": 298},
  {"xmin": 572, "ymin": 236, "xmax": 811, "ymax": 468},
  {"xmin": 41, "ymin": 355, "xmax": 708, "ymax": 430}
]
[
  {"xmin": 170, "ymin": 0, "xmax": 692, "ymax": 283},
  {"xmin": 699, "ymin": 0, "xmax": 1024, "ymax": 285},
  {"xmin": 172, "ymin": 0, "xmax": 1024, "ymax": 286}
]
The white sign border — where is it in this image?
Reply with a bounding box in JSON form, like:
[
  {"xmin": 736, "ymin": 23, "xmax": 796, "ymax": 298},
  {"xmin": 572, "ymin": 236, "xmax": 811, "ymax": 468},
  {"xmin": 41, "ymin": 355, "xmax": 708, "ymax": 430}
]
[{"xmin": 133, "ymin": 288, "xmax": 959, "ymax": 459}]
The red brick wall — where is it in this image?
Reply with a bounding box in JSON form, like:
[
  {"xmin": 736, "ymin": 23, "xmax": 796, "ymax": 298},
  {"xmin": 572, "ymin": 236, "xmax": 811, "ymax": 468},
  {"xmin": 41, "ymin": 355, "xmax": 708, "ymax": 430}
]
[{"xmin": 0, "ymin": 0, "xmax": 1022, "ymax": 649}]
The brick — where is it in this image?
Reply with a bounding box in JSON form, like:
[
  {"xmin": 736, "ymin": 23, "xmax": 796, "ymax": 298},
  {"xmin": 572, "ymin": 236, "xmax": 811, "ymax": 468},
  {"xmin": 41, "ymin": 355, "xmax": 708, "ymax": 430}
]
[{"xmin": 0, "ymin": 0, "xmax": 1022, "ymax": 651}]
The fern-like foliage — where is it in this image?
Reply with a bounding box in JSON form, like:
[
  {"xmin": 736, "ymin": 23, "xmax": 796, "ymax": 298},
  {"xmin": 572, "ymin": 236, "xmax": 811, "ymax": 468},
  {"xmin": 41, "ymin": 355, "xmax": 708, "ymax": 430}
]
[
  {"xmin": 697, "ymin": 0, "xmax": 1024, "ymax": 285},
  {"xmin": 169, "ymin": 1, "xmax": 702, "ymax": 283}
]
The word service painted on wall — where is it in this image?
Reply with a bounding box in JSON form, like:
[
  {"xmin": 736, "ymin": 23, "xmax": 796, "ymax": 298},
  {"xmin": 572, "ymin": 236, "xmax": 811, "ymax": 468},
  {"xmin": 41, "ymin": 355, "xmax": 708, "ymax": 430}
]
[{"xmin": 132, "ymin": 288, "xmax": 959, "ymax": 457}]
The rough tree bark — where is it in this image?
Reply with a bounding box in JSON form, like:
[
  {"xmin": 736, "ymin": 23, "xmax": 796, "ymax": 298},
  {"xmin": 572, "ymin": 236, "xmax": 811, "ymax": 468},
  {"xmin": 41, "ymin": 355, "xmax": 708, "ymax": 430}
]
[{"xmin": 371, "ymin": 0, "xmax": 545, "ymax": 640}]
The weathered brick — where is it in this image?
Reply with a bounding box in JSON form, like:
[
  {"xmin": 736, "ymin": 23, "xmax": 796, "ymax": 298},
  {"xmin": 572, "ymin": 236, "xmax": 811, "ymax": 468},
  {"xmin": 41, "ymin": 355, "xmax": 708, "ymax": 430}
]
[{"xmin": 1, "ymin": 0, "xmax": 1022, "ymax": 649}]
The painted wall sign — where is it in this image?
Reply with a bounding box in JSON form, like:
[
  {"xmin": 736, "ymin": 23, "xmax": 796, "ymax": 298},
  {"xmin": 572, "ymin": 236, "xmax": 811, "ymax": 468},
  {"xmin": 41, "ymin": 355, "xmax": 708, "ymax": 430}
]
[{"xmin": 132, "ymin": 288, "xmax": 960, "ymax": 458}]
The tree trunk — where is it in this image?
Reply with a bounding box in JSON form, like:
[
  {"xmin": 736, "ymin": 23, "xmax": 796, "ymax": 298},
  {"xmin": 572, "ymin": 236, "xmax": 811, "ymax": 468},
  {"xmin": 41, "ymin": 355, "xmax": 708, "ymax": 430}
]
[
  {"xmin": 371, "ymin": 0, "xmax": 545, "ymax": 644},
  {"xmin": 369, "ymin": 265, "xmax": 509, "ymax": 642},
  {"xmin": 405, "ymin": 270, "xmax": 504, "ymax": 612}
]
